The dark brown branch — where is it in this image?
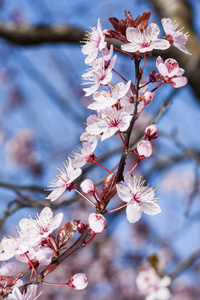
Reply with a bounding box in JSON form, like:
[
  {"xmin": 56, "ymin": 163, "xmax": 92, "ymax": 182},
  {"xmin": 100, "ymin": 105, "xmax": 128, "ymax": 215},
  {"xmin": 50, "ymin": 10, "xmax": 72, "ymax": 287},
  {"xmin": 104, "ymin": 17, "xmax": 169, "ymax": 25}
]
[{"xmin": 0, "ymin": 22, "xmax": 85, "ymax": 46}]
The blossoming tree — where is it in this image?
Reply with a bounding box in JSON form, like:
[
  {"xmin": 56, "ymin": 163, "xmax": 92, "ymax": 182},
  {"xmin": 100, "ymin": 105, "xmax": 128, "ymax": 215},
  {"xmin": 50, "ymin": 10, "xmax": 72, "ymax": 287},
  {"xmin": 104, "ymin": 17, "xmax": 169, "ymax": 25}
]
[{"xmin": 0, "ymin": 5, "xmax": 199, "ymax": 300}]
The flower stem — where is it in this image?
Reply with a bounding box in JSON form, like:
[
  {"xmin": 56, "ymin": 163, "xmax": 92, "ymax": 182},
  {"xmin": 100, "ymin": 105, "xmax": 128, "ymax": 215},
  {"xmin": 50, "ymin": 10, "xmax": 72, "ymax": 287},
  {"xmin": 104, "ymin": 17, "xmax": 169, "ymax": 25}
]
[
  {"xmin": 129, "ymin": 159, "xmax": 141, "ymax": 173},
  {"xmin": 150, "ymin": 79, "xmax": 164, "ymax": 92},
  {"xmin": 118, "ymin": 130, "xmax": 128, "ymax": 151},
  {"xmin": 74, "ymin": 188, "xmax": 96, "ymax": 207},
  {"xmin": 112, "ymin": 68, "xmax": 128, "ymax": 82},
  {"xmin": 106, "ymin": 203, "xmax": 127, "ymax": 214},
  {"xmin": 94, "ymin": 160, "xmax": 112, "ymax": 174},
  {"xmin": 83, "ymin": 233, "xmax": 96, "ymax": 245}
]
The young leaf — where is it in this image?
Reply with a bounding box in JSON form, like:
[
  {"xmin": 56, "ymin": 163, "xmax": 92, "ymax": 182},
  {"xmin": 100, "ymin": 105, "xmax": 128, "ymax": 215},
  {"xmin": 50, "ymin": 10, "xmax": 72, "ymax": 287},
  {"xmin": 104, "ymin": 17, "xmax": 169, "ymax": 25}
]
[{"xmin": 57, "ymin": 220, "xmax": 80, "ymax": 249}]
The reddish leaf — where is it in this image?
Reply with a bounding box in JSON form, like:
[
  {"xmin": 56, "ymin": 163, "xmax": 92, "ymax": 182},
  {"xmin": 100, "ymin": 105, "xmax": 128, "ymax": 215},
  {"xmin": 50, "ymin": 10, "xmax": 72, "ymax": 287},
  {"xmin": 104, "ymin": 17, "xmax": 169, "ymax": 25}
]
[
  {"xmin": 101, "ymin": 172, "xmax": 116, "ymax": 201},
  {"xmin": 109, "ymin": 17, "xmax": 120, "ymax": 32},
  {"xmin": 57, "ymin": 220, "xmax": 80, "ymax": 249}
]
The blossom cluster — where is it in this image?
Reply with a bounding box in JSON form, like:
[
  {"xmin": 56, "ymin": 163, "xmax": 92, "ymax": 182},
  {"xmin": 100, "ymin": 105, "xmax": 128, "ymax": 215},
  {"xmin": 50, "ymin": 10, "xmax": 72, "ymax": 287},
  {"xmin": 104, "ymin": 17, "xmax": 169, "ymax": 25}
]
[{"xmin": 0, "ymin": 9, "xmax": 190, "ymax": 300}]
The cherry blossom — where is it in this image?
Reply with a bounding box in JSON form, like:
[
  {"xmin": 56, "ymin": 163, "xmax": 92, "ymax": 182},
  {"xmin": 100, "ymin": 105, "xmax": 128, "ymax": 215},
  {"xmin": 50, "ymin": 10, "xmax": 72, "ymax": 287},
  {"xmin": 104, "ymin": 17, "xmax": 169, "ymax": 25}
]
[
  {"xmin": 121, "ymin": 23, "xmax": 170, "ymax": 53},
  {"xmin": 0, "ymin": 263, "xmax": 17, "ymax": 276},
  {"xmin": 136, "ymin": 268, "xmax": 171, "ymax": 300},
  {"xmin": 19, "ymin": 207, "xmax": 63, "ymax": 244},
  {"xmin": 82, "ymin": 54, "xmax": 116, "ymax": 97},
  {"xmin": 86, "ymin": 106, "xmax": 133, "ymax": 141},
  {"xmin": 0, "ymin": 232, "xmax": 30, "ymax": 261},
  {"xmin": 87, "ymin": 81, "xmax": 131, "ymax": 111},
  {"xmin": 143, "ymin": 91, "xmax": 155, "ymax": 105},
  {"xmin": 82, "ymin": 19, "xmax": 107, "ymax": 64},
  {"xmin": 137, "ymin": 140, "xmax": 153, "ymax": 159},
  {"xmin": 144, "ymin": 124, "xmax": 158, "ymax": 140},
  {"xmin": 6, "ymin": 284, "xmax": 40, "ymax": 300},
  {"xmin": 161, "ymin": 18, "xmax": 191, "ymax": 55},
  {"xmin": 116, "ymin": 172, "xmax": 161, "ymax": 223},
  {"xmin": 156, "ymin": 56, "xmax": 187, "ymax": 88},
  {"xmin": 72, "ymin": 139, "xmax": 98, "ymax": 168},
  {"xmin": 80, "ymin": 179, "xmax": 95, "ymax": 195},
  {"xmin": 88, "ymin": 213, "xmax": 107, "ymax": 233},
  {"xmin": 15, "ymin": 246, "xmax": 54, "ymax": 266},
  {"xmin": 45, "ymin": 158, "xmax": 82, "ymax": 202},
  {"xmin": 68, "ymin": 273, "xmax": 88, "ymax": 290}
]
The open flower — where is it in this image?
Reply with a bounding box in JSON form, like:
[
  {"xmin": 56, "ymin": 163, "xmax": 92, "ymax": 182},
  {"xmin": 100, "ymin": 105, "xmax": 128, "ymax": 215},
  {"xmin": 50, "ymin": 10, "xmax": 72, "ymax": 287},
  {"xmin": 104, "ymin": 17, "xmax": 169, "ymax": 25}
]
[
  {"xmin": 121, "ymin": 23, "xmax": 170, "ymax": 53},
  {"xmin": 7, "ymin": 284, "xmax": 40, "ymax": 300},
  {"xmin": 19, "ymin": 207, "xmax": 63, "ymax": 243},
  {"xmin": 86, "ymin": 106, "xmax": 133, "ymax": 141},
  {"xmin": 72, "ymin": 139, "xmax": 98, "ymax": 168},
  {"xmin": 116, "ymin": 172, "xmax": 161, "ymax": 223},
  {"xmin": 136, "ymin": 268, "xmax": 171, "ymax": 300},
  {"xmin": 45, "ymin": 158, "xmax": 82, "ymax": 202},
  {"xmin": 82, "ymin": 18, "xmax": 107, "ymax": 64},
  {"xmin": 156, "ymin": 56, "xmax": 187, "ymax": 88},
  {"xmin": 161, "ymin": 18, "xmax": 191, "ymax": 55}
]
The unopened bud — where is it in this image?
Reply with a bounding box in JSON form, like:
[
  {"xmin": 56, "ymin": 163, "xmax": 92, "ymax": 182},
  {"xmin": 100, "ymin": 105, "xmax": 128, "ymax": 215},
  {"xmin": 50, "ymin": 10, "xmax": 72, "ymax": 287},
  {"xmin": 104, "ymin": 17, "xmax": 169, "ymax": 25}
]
[
  {"xmin": 143, "ymin": 91, "xmax": 155, "ymax": 105},
  {"xmin": 149, "ymin": 71, "xmax": 161, "ymax": 83},
  {"xmin": 88, "ymin": 213, "xmax": 107, "ymax": 234},
  {"xmin": 68, "ymin": 273, "xmax": 88, "ymax": 290},
  {"xmin": 144, "ymin": 125, "xmax": 158, "ymax": 140},
  {"xmin": 136, "ymin": 140, "xmax": 152, "ymax": 159},
  {"xmin": 80, "ymin": 179, "xmax": 95, "ymax": 195},
  {"xmin": 77, "ymin": 222, "xmax": 88, "ymax": 234}
]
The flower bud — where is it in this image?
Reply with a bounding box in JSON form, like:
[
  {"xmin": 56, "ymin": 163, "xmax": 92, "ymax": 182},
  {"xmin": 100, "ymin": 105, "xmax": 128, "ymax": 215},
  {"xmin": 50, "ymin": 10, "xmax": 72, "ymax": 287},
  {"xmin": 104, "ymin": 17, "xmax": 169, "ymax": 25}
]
[
  {"xmin": 137, "ymin": 140, "xmax": 152, "ymax": 159},
  {"xmin": 149, "ymin": 70, "xmax": 161, "ymax": 83},
  {"xmin": 88, "ymin": 213, "xmax": 107, "ymax": 234},
  {"xmin": 144, "ymin": 125, "xmax": 158, "ymax": 140},
  {"xmin": 143, "ymin": 91, "xmax": 155, "ymax": 105},
  {"xmin": 77, "ymin": 222, "xmax": 88, "ymax": 234},
  {"xmin": 80, "ymin": 179, "xmax": 95, "ymax": 195},
  {"xmin": 68, "ymin": 273, "xmax": 88, "ymax": 290}
]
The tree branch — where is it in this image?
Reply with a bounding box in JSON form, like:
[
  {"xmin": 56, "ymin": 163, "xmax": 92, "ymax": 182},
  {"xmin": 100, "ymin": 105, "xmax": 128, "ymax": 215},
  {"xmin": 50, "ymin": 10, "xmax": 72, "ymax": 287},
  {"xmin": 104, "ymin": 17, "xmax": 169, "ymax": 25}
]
[{"xmin": 0, "ymin": 22, "xmax": 85, "ymax": 46}]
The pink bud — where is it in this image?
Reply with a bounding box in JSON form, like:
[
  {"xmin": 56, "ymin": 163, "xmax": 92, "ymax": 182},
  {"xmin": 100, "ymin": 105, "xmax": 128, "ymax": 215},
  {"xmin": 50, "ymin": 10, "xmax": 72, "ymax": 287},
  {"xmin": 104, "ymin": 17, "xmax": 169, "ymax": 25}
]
[
  {"xmin": 143, "ymin": 91, "xmax": 155, "ymax": 105},
  {"xmin": 77, "ymin": 222, "xmax": 88, "ymax": 234},
  {"xmin": 144, "ymin": 125, "xmax": 158, "ymax": 140},
  {"xmin": 80, "ymin": 179, "xmax": 95, "ymax": 195},
  {"xmin": 68, "ymin": 273, "xmax": 88, "ymax": 290},
  {"xmin": 88, "ymin": 213, "xmax": 107, "ymax": 234},
  {"xmin": 137, "ymin": 140, "xmax": 152, "ymax": 159}
]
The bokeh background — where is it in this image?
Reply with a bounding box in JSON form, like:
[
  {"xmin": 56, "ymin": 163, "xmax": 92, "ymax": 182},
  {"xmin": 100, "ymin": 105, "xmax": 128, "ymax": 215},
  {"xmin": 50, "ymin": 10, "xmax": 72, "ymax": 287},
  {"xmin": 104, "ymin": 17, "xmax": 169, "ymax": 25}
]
[{"xmin": 0, "ymin": 0, "xmax": 200, "ymax": 299}]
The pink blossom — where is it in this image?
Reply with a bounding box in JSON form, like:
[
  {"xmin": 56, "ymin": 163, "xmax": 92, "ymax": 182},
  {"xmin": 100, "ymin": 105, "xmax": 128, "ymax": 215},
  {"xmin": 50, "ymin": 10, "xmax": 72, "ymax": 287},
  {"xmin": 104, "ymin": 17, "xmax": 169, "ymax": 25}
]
[
  {"xmin": 88, "ymin": 81, "xmax": 131, "ymax": 111},
  {"xmin": 121, "ymin": 23, "xmax": 170, "ymax": 53},
  {"xmin": 82, "ymin": 19, "xmax": 107, "ymax": 64},
  {"xmin": 72, "ymin": 139, "xmax": 98, "ymax": 168},
  {"xmin": 15, "ymin": 246, "xmax": 54, "ymax": 266},
  {"xmin": 45, "ymin": 158, "xmax": 82, "ymax": 202},
  {"xmin": 137, "ymin": 140, "xmax": 153, "ymax": 159},
  {"xmin": 161, "ymin": 18, "xmax": 191, "ymax": 55},
  {"xmin": 7, "ymin": 284, "xmax": 40, "ymax": 300},
  {"xmin": 88, "ymin": 213, "xmax": 107, "ymax": 233},
  {"xmin": 144, "ymin": 125, "xmax": 158, "ymax": 140},
  {"xmin": 0, "ymin": 232, "xmax": 30, "ymax": 261},
  {"xmin": 143, "ymin": 91, "xmax": 155, "ymax": 105},
  {"xmin": 19, "ymin": 207, "xmax": 63, "ymax": 242},
  {"xmin": 68, "ymin": 273, "xmax": 88, "ymax": 290},
  {"xmin": 116, "ymin": 172, "xmax": 161, "ymax": 223},
  {"xmin": 82, "ymin": 54, "xmax": 116, "ymax": 97},
  {"xmin": 80, "ymin": 179, "xmax": 95, "ymax": 195},
  {"xmin": 86, "ymin": 106, "xmax": 133, "ymax": 141},
  {"xmin": 0, "ymin": 263, "xmax": 17, "ymax": 276},
  {"xmin": 136, "ymin": 268, "xmax": 171, "ymax": 300},
  {"xmin": 80, "ymin": 114, "xmax": 101, "ymax": 142},
  {"xmin": 156, "ymin": 56, "xmax": 187, "ymax": 88}
]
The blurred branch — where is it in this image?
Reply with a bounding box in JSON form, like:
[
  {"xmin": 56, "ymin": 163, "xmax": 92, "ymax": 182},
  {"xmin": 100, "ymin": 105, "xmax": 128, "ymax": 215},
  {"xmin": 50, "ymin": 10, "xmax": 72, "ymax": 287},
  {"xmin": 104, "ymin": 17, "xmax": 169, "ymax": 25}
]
[
  {"xmin": 168, "ymin": 247, "xmax": 200, "ymax": 278},
  {"xmin": 0, "ymin": 22, "xmax": 85, "ymax": 46}
]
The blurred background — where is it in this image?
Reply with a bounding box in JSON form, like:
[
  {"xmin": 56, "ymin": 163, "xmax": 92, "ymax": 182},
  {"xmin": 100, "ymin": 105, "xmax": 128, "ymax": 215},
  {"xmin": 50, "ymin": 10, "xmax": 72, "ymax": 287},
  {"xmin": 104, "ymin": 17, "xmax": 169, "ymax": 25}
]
[{"xmin": 0, "ymin": 0, "xmax": 200, "ymax": 299}]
